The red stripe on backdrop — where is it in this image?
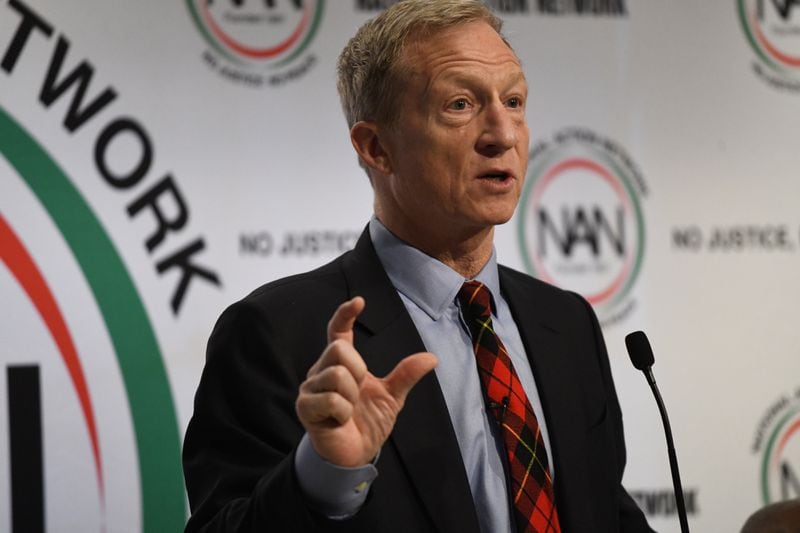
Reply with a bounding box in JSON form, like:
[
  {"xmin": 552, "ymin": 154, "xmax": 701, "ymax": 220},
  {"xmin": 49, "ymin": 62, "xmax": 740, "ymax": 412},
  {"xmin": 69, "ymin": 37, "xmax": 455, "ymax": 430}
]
[
  {"xmin": 0, "ymin": 214, "xmax": 104, "ymax": 502},
  {"xmin": 773, "ymin": 417, "xmax": 800, "ymax": 469},
  {"xmin": 200, "ymin": 2, "xmax": 311, "ymax": 59},
  {"xmin": 751, "ymin": 13, "xmax": 800, "ymax": 68}
]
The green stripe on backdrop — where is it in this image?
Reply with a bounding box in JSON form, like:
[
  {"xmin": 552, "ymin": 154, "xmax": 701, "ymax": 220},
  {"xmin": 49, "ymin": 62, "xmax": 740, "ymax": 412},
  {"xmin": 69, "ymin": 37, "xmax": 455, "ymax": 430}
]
[{"xmin": 0, "ymin": 106, "xmax": 186, "ymax": 533}]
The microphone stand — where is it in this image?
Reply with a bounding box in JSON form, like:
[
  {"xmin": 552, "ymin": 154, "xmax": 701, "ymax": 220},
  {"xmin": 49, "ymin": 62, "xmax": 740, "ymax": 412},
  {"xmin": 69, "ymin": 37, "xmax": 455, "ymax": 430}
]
[{"xmin": 641, "ymin": 366, "xmax": 690, "ymax": 533}]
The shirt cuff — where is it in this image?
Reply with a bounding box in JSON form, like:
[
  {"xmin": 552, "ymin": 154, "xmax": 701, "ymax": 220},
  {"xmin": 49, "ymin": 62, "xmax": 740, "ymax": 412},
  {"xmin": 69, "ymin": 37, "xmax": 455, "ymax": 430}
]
[{"xmin": 294, "ymin": 433, "xmax": 379, "ymax": 519}]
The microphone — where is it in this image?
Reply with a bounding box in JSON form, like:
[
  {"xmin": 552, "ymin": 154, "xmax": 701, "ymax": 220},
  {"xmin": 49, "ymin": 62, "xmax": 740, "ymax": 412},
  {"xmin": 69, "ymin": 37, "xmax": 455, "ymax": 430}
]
[{"xmin": 625, "ymin": 331, "xmax": 690, "ymax": 533}]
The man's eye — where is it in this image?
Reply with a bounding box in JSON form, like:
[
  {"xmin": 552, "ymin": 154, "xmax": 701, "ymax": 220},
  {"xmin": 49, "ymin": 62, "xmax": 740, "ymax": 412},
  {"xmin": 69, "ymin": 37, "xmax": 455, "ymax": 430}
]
[
  {"xmin": 449, "ymin": 99, "xmax": 469, "ymax": 110},
  {"xmin": 507, "ymin": 97, "xmax": 522, "ymax": 109}
]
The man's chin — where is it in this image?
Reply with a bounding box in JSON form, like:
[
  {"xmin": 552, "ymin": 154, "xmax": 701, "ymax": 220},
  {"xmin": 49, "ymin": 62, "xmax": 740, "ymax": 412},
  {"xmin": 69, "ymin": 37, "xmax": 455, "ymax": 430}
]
[
  {"xmin": 459, "ymin": 214, "xmax": 515, "ymax": 234},
  {"xmin": 478, "ymin": 207, "xmax": 518, "ymax": 227}
]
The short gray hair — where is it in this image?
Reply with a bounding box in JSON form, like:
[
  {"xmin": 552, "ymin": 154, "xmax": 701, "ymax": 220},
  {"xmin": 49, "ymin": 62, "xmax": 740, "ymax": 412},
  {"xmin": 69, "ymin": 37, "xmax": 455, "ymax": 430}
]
[{"xmin": 337, "ymin": 0, "xmax": 504, "ymax": 129}]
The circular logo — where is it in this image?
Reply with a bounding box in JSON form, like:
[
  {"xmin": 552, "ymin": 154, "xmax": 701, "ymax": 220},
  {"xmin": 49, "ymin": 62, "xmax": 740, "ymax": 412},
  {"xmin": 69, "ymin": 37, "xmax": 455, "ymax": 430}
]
[
  {"xmin": 0, "ymin": 108, "xmax": 184, "ymax": 532},
  {"xmin": 738, "ymin": 0, "xmax": 800, "ymax": 88},
  {"xmin": 517, "ymin": 129, "xmax": 646, "ymax": 324},
  {"xmin": 187, "ymin": 0, "xmax": 324, "ymax": 69},
  {"xmin": 757, "ymin": 396, "xmax": 800, "ymax": 504}
]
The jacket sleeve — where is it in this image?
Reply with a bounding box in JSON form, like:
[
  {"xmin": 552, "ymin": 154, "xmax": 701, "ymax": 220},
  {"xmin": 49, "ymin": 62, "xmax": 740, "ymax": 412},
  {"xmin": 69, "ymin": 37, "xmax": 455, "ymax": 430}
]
[{"xmin": 182, "ymin": 297, "xmax": 346, "ymax": 532}]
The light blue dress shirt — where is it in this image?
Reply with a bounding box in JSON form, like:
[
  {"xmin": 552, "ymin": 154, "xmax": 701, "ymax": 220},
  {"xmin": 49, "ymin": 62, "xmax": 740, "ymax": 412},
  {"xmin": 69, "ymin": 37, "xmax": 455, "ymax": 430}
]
[{"xmin": 296, "ymin": 218, "xmax": 554, "ymax": 532}]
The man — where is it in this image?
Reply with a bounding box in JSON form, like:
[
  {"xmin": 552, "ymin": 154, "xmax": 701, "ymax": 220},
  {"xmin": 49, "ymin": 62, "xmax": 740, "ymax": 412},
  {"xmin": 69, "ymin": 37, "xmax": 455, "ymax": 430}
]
[{"xmin": 183, "ymin": 1, "xmax": 654, "ymax": 532}]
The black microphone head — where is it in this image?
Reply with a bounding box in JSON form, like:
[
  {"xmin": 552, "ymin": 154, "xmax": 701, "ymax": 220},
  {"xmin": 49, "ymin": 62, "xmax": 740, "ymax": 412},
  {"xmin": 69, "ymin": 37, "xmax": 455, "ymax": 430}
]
[{"xmin": 625, "ymin": 331, "xmax": 655, "ymax": 371}]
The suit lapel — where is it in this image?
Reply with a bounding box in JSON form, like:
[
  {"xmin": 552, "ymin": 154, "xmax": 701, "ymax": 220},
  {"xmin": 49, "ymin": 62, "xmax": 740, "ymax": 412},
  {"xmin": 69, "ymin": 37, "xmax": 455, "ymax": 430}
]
[{"xmin": 342, "ymin": 230, "xmax": 480, "ymax": 533}]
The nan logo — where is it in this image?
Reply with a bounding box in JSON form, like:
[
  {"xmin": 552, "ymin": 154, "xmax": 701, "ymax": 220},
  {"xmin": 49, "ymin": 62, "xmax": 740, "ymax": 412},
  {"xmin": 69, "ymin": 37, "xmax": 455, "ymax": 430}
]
[
  {"xmin": 517, "ymin": 128, "xmax": 647, "ymax": 326},
  {"xmin": 738, "ymin": 0, "xmax": 800, "ymax": 91},
  {"xmin": 752, "ymin": 390, "xmax": 800, "ymax": 505},
  {"xmin": 187, "ymin": 0, "xmax": 324, "ymax": 87}
]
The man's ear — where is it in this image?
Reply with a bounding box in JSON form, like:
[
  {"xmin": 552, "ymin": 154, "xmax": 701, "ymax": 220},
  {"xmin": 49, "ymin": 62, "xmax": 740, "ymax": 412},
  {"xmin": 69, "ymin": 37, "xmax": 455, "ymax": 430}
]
[{"xmin": 350, "ymin": 121, "xmax": 392, "ymax": 176}]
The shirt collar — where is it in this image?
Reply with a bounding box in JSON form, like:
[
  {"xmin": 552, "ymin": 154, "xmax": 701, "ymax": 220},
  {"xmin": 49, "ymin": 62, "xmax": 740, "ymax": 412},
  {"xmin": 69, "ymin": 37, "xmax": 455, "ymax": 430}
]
[{"xmin": 369, "ymin": 217, "xmax": 501, "ymax": 320}]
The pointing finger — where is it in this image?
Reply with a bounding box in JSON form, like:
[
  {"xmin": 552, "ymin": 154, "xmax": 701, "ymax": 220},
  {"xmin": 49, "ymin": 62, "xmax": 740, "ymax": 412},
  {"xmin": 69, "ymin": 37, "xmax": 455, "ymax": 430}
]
[{"xmin": 327, "ymin": 296, "xmax": 365, "ymax": 345}]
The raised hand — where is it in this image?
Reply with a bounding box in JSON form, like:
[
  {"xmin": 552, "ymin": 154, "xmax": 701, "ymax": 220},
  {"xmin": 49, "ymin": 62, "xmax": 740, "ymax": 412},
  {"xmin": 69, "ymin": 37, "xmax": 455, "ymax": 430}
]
[{"xmin": 295, "ymin": 297, "xmax": 437, "ymax": 467}]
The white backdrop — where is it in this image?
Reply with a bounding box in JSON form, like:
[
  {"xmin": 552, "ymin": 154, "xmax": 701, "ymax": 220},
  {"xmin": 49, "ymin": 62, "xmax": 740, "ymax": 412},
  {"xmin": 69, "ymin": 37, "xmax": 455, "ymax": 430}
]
[{"xmin": 2, "ymin": 1, "xmax": 800, "ymax": 531}]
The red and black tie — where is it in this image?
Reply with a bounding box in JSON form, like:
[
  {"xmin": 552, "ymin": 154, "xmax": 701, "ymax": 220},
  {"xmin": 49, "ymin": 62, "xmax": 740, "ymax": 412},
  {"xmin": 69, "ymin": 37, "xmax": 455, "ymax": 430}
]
[{"xmin": 457, "ymin": 280, "xmax": 560, "ymax": 533}]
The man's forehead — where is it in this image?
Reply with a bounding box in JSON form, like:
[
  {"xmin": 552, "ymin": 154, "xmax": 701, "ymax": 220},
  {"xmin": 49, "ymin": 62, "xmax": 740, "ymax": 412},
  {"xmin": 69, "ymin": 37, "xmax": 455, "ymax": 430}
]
[
  {"xmin": 402, "ymin": 32, "xmax": 523, "ymax": 86},
  {"xmin": 428, "ymin": 68, "xmax": 527, "ymax": 93}
]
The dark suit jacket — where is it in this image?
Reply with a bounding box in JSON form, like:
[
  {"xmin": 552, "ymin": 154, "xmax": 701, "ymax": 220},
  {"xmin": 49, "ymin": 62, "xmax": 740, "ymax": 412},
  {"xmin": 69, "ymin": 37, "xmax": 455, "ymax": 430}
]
[{"xmin": 183, "ymin": 229, "xmax": 653, "ymax": 532}]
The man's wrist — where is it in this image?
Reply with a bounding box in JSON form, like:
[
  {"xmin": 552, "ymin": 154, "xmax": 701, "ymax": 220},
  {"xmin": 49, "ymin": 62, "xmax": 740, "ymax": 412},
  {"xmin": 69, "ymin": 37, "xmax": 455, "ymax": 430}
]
[{"xmin": 294, "ymin": 433, "xmax": 379, "ymax": 518}]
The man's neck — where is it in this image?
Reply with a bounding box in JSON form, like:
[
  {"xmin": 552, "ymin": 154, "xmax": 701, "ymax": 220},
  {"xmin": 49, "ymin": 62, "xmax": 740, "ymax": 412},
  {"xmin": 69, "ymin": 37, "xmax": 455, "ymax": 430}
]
[{"xmin": 375, "ymin": 215, "xmax": 495, "ymax": 279}]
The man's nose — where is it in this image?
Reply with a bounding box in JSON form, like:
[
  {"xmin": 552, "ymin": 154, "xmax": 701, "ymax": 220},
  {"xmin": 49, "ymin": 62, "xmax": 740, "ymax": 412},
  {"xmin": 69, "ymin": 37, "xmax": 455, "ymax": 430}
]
[{"xmin": 476, "ymin": 102, "xmax": 519, "ymax": 156}]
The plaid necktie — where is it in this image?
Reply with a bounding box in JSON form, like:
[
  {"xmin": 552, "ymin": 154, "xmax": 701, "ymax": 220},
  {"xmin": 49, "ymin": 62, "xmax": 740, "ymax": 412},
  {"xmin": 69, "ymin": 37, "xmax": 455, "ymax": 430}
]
[{"xmin": 457, "ymin": 281, "xmax": 560, "ymax": 533}]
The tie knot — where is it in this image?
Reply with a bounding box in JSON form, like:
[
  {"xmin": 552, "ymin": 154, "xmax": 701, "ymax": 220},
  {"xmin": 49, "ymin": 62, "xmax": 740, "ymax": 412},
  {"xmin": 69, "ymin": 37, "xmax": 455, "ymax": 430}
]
[{"xmin": 457, "ymin": 280, "xmax": 492, "ymax": 320}]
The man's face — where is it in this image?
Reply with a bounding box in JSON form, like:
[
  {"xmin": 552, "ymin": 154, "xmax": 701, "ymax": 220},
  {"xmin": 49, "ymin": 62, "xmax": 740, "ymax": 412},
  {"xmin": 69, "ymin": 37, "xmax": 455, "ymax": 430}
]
[{"xmin": 374, "ymin": 20, "xmax": 529, "ymax": 243}]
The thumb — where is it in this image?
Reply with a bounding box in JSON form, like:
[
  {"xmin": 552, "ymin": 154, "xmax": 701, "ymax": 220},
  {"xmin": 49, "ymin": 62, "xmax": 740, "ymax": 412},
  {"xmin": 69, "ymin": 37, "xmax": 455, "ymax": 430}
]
[{"xmin": 384, "ymin": 352, "xmax": 438, "ymax": 404}]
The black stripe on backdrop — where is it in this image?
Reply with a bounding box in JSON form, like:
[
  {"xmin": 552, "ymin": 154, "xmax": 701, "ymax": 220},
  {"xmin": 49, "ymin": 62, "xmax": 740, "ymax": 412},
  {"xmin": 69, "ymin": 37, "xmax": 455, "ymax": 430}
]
[{"xmin": 7, "ymin": 365, "xmax": 45, "ymax": 533}]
